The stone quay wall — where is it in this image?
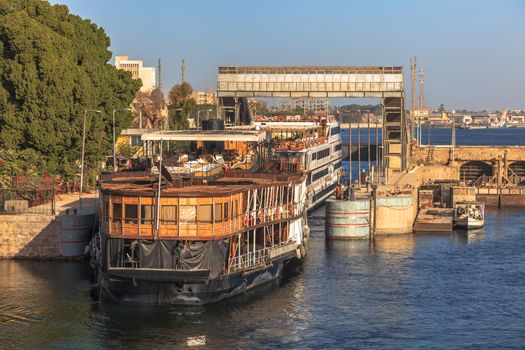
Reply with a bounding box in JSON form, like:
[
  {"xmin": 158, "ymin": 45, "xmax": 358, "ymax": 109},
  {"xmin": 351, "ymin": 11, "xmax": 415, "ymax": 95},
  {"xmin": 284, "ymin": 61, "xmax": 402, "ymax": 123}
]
[{"xmin": 0, "ymin": 215, "xmax": 61, "ymax": 258}]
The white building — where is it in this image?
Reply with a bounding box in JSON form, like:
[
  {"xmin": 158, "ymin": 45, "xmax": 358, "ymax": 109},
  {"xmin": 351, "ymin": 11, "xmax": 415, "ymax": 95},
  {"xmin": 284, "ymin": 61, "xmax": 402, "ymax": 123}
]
[{"xmin": 115, "ymin": 56, "xmax": 156, "ymax": 93}]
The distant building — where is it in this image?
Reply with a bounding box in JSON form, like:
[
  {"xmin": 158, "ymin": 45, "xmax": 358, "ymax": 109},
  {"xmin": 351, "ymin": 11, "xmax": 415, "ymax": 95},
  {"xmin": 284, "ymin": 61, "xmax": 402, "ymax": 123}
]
[
  {"xmin": 361, "ymin": 112, "xmax": 380, "ymax": 124},
  {"xmin": 117, "ymin": 128, "xmax": 160, "ymax": 157},
  {"xmin": 279, "ymin": 98, "xmax": 328, "ymax": 112},
  {"xmin": 115, "ymin": 56, "xmax": 156, "ymax": 93},
  {"xmin": 471, "ymin": 114, "xmax": 491, "ymax": 125},
  {"xmin": 411, "ymin": 106, "xmax": 431, "ymax": 121},
  {"xmin": 191, "ymin": 90, "xmax": 216, "ymax": 105},
  {"xmin": 510, "ymin": 115, "xmax": 525, "ymax": 124},
  {"xmin": 450, "ymin": 115, "xmax": 473, "ymax": 124}
]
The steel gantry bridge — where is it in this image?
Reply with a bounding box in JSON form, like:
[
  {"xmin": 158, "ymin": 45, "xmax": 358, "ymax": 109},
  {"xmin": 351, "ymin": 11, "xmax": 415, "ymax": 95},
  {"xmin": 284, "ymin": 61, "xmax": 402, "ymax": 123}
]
[{"xmin": 217, "ymin": 65, "xmax": 408, "ymax": 173}]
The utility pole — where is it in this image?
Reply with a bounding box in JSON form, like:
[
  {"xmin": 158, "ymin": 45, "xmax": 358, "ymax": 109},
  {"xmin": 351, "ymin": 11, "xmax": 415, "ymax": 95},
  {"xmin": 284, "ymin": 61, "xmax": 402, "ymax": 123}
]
[
  {"xmin": 410, "ymin": 57, "xmax": 417, "ymax": 141},
  {"xmin": 418, "ymin": 68, "xmax": 425, "ymax": 146},
  {"xmin": 80, "ymin": 109, "xmax": 102, "ymax": 207}
]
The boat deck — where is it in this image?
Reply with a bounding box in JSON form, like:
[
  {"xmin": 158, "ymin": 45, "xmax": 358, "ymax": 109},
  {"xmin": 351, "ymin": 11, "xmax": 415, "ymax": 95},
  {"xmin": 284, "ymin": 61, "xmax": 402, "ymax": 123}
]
[
  {"xmin": 99, "ymin": 170, "xmax": 305, "ymax": 197},
  {"xmin": 413, "ymin": 208, "xmax": 454, "ymax": 233}
]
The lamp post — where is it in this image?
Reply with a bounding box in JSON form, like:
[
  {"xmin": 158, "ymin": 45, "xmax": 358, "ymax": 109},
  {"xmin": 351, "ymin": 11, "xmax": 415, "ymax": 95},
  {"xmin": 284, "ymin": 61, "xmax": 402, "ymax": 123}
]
[
  {"xmin": 112, "ymin": 108, "xmax": 132, "ymax": 172},
  {"xmin": 80, "ymin": 109, "xmax": 102, "ymax": 207}
]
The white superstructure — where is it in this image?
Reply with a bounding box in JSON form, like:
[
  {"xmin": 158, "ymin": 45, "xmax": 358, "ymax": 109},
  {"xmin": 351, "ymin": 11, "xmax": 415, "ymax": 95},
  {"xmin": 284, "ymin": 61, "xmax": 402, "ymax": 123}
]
[{"xmin": 254, "ymin": 115, "xmax": 343, "ymax": 210}]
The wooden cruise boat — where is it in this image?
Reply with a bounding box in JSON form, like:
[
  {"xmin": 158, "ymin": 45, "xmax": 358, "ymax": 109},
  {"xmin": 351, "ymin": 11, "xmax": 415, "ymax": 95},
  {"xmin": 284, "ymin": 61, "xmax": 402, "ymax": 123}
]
[
  {"xmin": 93, "ymin": 129, "xmax": 308, "ymax": 305},
  {"xmin": 253, "ymin": 114, "xmax": 342, "ymax": 210}
]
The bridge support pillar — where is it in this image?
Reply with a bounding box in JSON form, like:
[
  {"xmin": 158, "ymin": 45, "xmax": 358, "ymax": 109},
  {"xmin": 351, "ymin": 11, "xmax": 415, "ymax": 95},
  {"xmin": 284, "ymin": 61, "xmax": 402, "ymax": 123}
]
[{"xmin": 382, "ymin": 95, "xmax": 408, "ymax": 181}]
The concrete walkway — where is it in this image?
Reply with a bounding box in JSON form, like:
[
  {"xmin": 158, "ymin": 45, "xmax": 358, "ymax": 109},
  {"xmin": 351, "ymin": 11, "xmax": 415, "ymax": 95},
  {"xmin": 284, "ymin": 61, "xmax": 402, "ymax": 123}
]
[{"xmin": 53, "ymin": 191, "xmax": 98, "ymax": 216}]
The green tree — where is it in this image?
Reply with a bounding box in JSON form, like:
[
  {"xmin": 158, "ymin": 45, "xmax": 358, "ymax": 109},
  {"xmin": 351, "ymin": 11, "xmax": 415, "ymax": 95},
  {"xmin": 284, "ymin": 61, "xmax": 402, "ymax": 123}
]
[
  {"xmin": 0, "ymin": 0, "xmax": 140, "ymax": 179},
  {"xmin": 438, "ymin": 104, "xmax": 445, "ymax": 113},
  {"xmin": 167, "ymin": 81, "xmax": 195, "ymax": 129}
]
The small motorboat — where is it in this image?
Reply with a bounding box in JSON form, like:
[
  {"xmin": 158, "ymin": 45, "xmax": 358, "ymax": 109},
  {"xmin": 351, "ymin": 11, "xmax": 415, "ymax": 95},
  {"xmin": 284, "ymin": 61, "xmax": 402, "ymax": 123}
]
[{"xmin": 454, "ymin": 201, "xmax": 485, "ymax": 229}]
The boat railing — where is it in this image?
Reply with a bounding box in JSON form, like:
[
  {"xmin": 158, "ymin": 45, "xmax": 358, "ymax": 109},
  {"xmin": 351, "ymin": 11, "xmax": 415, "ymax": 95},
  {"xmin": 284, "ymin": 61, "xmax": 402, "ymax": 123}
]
[
  {"xmin": 228, "ymin": 248, "xmax": 269, "ymax": 272},
  {"xmin": 274, "ymin": 137, "xmax": 327, "ymax": 152},
  {"xmin": 228, "ymin": 241, "xmax": 294, "ymax": 272}
]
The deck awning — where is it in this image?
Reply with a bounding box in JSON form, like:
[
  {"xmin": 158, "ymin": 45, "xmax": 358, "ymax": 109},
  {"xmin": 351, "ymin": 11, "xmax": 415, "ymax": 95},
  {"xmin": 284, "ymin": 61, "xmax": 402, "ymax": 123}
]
[{"xmin": 141, "ymin": 130, "xmax": 266, "ymax": 142}]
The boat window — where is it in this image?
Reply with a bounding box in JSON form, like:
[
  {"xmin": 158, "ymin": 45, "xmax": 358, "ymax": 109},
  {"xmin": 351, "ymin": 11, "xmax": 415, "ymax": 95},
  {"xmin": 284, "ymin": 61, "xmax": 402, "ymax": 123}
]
[
  {"xmin": 198, "ymin": 204, "xmax": 213, "ymax": 223},
  {"xmin": 330, "ymin": 126, "xmax": 341, "ymax": 136},
  {"xmin": 141, "ymin": 205, "xmax": 154, "ymax": 224},
  {"xmin": 312, "ymin": 168, "xmax": 329, "ymax": 182},
  {"xmin": 180, "ymin": 205, "xmax": 196, "ymax": 223},
  {"xmin": 112, "ymin": 203, "xmax": 122, "ymax": 222},
  {"xmin": 223, "ymin": 202, "xmax": 229, "ymax": 220},
  {"xmin": 161, "ymin": 205, "xmax": 177, "ymax": 224},
  {"xmin": 214, "ymin": 203, "xmax": 222, "ymax": 221},
  {"xmin": 233, "ymin": 199, "xmax": 239, "ymax": 217},
  {"xmin": 124, "ymin": 204, "xmax": 138, "ymax": 224}
]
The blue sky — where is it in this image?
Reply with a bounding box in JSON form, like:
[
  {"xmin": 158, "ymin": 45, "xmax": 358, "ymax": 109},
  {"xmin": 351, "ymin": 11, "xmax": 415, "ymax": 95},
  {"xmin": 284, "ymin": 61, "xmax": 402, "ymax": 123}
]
[{"xmin": 50, "ymin": 0, "xmax": 525, "ymax": 110}]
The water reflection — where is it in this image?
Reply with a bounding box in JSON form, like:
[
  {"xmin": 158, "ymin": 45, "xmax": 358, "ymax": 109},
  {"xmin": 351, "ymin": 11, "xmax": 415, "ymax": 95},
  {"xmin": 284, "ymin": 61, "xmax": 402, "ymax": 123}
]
[
  {"xmin": 453, "ymin": 229, "xmax": 485, "ymax": 245},
  {"xmin": 374, "ymin": 234, "xmax": 416, "ymax": 254}
]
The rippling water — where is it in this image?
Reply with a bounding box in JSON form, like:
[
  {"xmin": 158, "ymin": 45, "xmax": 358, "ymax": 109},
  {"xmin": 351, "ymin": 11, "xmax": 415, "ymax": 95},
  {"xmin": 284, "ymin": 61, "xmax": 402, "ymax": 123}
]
[{"xmin": 1, "ymin": 206, "xmax": 525, "ymax": 349}]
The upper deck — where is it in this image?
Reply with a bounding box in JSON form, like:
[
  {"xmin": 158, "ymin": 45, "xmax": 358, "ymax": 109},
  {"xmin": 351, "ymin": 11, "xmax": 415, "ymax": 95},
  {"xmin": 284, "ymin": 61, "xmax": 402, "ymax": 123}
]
[
  {"xmin": 99, "ymin": 170, "xmax": 305, "ymax": 197},
  {"xmin": 99, "ymin": 170, "xmax": 306, "ymax": 241},
  {"xmin": 253, "ymin": 115, "xmax": 339, "ymax": 152}
]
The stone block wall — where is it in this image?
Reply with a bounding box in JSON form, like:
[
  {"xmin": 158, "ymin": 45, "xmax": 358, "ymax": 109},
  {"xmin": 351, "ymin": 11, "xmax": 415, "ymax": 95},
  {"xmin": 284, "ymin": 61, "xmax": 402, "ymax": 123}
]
[{"xmin": 0, "ymin": 215, "xmax": 61, "ymax": 258}]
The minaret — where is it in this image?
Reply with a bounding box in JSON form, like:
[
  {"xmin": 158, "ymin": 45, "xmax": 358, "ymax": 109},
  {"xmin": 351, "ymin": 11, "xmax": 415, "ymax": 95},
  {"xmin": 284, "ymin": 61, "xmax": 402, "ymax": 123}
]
[{"xmin": 181, "ymin": 59, "xmax": 185, "ymax": 82}]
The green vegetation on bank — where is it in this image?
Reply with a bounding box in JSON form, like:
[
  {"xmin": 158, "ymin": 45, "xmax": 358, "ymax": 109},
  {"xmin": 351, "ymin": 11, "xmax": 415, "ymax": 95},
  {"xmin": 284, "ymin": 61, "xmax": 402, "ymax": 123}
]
[{"xmin": 0, "ymin": 0, "xmax": 140, "ymax": 183}]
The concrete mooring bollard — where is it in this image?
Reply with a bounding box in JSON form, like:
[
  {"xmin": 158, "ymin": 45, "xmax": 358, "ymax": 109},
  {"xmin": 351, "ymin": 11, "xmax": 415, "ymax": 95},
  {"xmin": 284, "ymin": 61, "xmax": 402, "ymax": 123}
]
[{"xmin": 325, "ymin": 198, "xmax": 370, "ymax": 239}]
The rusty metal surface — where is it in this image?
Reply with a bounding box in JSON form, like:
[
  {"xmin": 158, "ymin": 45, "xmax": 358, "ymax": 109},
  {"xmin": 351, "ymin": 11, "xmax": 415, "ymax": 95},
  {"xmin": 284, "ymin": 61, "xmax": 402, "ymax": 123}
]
[
  {"xmin": 418, "ymin": 190, "xmax": 434, "ymax": 209},
  {"xmin": 499, "ymin": 194, "xmax": 525, "ymax": 207},
  {"xmin": 475, "ymin": 194, "xmax": 499, "ymax": 206},
  {"xmin": 413, "ymin": 208, "xmax": 453, "ymax": 232}
]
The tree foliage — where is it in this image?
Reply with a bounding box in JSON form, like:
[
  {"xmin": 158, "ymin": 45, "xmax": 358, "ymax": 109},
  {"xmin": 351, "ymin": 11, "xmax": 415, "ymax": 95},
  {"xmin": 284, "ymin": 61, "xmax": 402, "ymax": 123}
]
[
  {"xmin": 0, "ymin": 0, "xmax": 141, "ymax": 178},
  {"xmin": 167, "ymin": 81, "xmax": 195, "ymax": 130},
  {"xmin": 133, "ymin": 87, "xmax": 164, "ymax": 128}
]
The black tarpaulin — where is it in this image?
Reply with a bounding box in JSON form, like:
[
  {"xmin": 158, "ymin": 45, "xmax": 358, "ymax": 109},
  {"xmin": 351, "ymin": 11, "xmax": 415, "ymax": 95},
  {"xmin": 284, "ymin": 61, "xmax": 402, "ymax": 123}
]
[
  {"xmin": 139, "ymin": 240, "xmax": 179, "ymax": 269},
  {"xmin": 107, "ymin": 238, "xmax": 124, "ymax": 267},
  {"xmin": 179, "ymin": 240, "xmax": 229, "ymax": 278}
]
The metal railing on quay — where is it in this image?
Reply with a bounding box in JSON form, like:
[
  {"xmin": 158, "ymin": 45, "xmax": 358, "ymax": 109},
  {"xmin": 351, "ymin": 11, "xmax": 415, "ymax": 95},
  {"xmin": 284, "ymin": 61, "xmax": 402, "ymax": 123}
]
[{"xmin": 0, "ymin": 187, "xmax": 55, "ymax": 215}]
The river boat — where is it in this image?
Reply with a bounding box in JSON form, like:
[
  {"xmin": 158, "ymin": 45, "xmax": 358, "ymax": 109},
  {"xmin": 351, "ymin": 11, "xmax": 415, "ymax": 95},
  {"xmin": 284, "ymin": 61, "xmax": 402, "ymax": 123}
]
[
  {"xmin": 93, "ymin": 129, "xmax": 309, "ymax": 305},
  {"xmin": 453, "ymin": 201, "xmax": 484, "ymax": 229},
  {"xmin": 253, "ymin": 114, "xmax": 342, "ymax": 210},
  {"xmin": 462, "ymin": 124, "xmax": 488, "ymax": 130}
]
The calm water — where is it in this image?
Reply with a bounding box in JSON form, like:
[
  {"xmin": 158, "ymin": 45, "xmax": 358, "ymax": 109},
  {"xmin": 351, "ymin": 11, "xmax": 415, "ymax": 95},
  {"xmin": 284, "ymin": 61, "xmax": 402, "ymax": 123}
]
[
  {"xmin": 1, "ymin": 206, "xmax": 524, "ymax": 349},
  {"xmin": 342, "ymin": 126, "xmax": 525, "ymax": 146},
  {"xmin": 1, "ymin": 128, "xmax": 525, "ymax": 349}
]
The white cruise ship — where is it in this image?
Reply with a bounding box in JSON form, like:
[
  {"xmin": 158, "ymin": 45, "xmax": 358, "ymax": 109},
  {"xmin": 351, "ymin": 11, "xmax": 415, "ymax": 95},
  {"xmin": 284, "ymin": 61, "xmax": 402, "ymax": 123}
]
[{"xmin": 253, "ymin": 114, "xmax": 343, "ymax": 210}]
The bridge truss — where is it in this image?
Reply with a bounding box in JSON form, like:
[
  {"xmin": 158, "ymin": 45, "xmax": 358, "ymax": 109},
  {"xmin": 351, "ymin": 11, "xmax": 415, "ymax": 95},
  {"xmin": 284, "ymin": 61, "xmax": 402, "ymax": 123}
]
[{"xmin": 217, "ymin": 66, "xmax": 408, "ymax": 172}]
